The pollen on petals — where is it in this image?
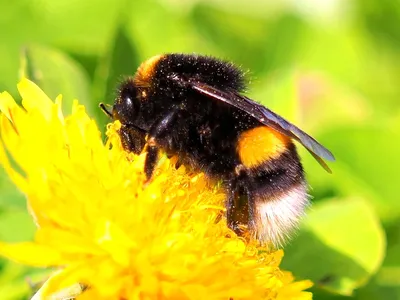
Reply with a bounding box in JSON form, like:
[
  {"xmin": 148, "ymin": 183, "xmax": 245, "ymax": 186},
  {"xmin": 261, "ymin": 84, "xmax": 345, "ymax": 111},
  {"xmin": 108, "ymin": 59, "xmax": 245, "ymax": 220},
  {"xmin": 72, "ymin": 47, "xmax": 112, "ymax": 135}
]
[{"xmin": 0, "ymin": 79, "xmax": 313, "ymax": 300}]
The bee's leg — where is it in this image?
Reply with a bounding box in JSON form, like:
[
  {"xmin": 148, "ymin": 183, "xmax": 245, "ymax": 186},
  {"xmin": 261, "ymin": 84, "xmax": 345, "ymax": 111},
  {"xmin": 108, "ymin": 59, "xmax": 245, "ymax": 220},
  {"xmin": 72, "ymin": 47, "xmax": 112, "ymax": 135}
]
[
  {"xmin": 144, "ymin": 138, "xmax": 160, "ymax": 180},
  {"xmin": 245, "ymin": 185, "xmax": 256, "ymax": 235},
  {"xmin": 226, "ymin": 181, "xmax": 237, "ymax": 232},
  {"xmin": 144, "ymin": 109, "xmax": 179, "ymax": 180},
  {"xmin": 119, "ymin": 125, "xmax": 146, "ymax": 154},
  {"xmin": 226, "ymin": 179, "xmax": 249, "ymax": 236}
]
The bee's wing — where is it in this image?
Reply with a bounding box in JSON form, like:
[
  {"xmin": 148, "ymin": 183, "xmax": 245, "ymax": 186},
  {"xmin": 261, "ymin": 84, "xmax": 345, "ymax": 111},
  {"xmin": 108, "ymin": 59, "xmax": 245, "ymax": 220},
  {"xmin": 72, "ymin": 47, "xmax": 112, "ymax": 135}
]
[{"xmin": 190, "ymin": 82, "xmax": 335, "ymax": 173}]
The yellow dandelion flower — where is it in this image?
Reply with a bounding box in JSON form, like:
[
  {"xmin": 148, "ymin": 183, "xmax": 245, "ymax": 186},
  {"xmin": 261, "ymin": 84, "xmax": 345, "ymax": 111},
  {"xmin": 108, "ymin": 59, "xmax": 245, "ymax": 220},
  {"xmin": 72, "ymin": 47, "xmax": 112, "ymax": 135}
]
[{"xmin": 0, "ymin": 79, "xmax": 313, "ymax": 299}]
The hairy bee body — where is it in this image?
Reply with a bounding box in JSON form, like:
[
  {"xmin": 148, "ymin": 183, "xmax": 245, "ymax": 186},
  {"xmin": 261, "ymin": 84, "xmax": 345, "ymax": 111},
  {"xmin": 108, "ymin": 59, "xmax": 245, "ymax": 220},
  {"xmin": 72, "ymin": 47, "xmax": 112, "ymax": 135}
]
[{"xmin": 106, "ymin": 53, "xmax": 333, "ymax": 245}]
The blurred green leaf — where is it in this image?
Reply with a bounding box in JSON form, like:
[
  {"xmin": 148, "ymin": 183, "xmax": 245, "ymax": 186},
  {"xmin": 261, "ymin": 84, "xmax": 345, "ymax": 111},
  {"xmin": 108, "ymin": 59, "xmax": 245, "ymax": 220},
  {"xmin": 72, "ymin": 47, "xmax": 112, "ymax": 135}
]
[
  {"xmin": 0, "ymin": 260, "xmax": 48, "ymax": 300},
  {"xmin": 0, "ymin": 0, "xmax": 123, "ymax": 55},
  {"xmin": 0, "ymin": 0, "xmax": 126, "ymax": 99},
  {"xmin": 125, "ymin": 0, "xmax": 207, "ymax": 55},
  {"xmin": 0, "ymin": 167, "xmax": 25, "ymax": 209},
  {"xmin": 251, "ymin": 70, "xmax": 299, "ymax": 122},
  {"xmin": 21, "ymin": 44, "xmax": 92, "ymax": 116},
  {"xmin": 354, "ymin": 270, "xmax": 400, "ymax": 300},
  {"xmin": 0, "ymin": 45, "xmax": 22, "ymax": 99},
  {"xmin": 28, "ymin": 0, "xmax": 125, "ymax": 55},
  {"xmin": 356, "ymin": 0, "xmax": 400, "ymax": 49},
  {"xmin": 356, "ymin": 281, "xmax": 400, "ymax": 300},
  {"xmin": 310, "ymin": 123, "xmax": 400, "ymax": 222},
  {"xmin": 282, "ymin": 198, "xmax": 385, "ymax": 295},
  {"xmin": 0, "ymin": 1, "xmax": 40, "ymax": 97},
  {"xmin": 353, "ymin": 220, "xmax": 400, "ymax": 300},
  {"xmin": 0, "ymin": 261, "xmax": 31, "ymax": 300},
  {"xmin": 299, "ymin": 27, "xmax": 366, "ymax": 86},
  {"xmin": 298, "ymin": 25, "xmax": 400, "ymax": 112},
  {"xmin": 191, "ymin": 5, "xmax": 306, "ymax": 75},
  {"xmin": 93, "ymin": 25, "xmax": 141, "ymax": 127},
  {"xmin": 296, "ymin": 74, "xmax": 371, "ymax": 133},
  {"xmin": 191, "ymin": 3, "xmax": 269, "ymax": 72},
  {"xmin": 0, "ymin": 209, "xmax": 35, "ymax": 243}
]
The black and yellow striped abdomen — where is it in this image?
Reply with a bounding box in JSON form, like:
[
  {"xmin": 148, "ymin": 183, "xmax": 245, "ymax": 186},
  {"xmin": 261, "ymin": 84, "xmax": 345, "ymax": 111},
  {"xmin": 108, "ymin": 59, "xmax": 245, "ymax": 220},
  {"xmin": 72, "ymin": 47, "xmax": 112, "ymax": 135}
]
[{"xmin": 234, "ymin": 126, "xmax": 308, "ymax": 245}]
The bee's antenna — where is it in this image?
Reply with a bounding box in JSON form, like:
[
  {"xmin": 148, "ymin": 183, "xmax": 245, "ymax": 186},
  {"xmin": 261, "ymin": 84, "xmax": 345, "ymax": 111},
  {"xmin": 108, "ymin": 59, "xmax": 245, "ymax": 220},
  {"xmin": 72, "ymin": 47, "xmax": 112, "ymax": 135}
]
[{"xmin": 99, "ymin": 103, "xmax": 112, "ymax": 118}]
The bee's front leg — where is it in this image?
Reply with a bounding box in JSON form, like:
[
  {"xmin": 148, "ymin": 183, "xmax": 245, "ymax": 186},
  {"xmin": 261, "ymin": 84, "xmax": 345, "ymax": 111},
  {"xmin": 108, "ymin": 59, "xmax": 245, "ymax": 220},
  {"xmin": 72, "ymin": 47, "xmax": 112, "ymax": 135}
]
[
  {"xmin": 144, "ymin": 108, "xmax": 179, "ymax": 181},
  {"xmin": 118, "ymin": 125, "xmax": 146, "ymax": 154}
]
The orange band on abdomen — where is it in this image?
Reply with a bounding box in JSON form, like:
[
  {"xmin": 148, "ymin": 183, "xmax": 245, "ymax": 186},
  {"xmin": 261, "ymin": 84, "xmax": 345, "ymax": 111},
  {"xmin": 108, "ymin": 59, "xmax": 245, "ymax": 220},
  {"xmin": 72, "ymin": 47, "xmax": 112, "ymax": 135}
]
[{"xmin": 237, "ymin": 126, "xmax": 290, "ymax": 168}]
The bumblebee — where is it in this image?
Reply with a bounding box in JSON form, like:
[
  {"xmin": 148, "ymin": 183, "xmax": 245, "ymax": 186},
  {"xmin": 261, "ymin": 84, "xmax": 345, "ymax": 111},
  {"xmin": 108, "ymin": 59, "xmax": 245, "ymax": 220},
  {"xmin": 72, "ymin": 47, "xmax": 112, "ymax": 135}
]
[{"xmin": 100, "ymin": 53, "xmax": 334, "ymax": 245}]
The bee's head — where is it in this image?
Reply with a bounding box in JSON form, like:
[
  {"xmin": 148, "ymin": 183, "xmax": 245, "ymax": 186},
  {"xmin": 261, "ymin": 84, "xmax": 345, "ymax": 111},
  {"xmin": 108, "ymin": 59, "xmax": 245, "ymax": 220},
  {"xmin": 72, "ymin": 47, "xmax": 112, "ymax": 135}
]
[
  {"xmin": 111, "ymin": 79, "xmax": 142, "ymax": 126},
  {"xmin": 99, "ymin": 79, "xmax": 148, "ymax": 154}
]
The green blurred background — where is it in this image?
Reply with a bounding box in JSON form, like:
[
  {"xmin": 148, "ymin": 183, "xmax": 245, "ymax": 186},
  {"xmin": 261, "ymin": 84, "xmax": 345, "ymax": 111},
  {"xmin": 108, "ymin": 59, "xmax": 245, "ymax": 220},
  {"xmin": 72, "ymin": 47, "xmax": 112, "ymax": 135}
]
[{"xmin": 0, "ymin": 0, "xmax": 399, "ymax": 299}]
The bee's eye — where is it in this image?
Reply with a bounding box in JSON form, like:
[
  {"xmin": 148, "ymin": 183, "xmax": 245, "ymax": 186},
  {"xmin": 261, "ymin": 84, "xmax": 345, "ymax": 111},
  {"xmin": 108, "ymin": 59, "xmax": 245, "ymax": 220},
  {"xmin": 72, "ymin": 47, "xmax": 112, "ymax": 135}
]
[
  {"xmin": 112, "ymin": 82, "xmax": 139, "ymax": 124},
  {"xmin": 121, "ymin": 94, "xmax": 134, "ymax": 112}
]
